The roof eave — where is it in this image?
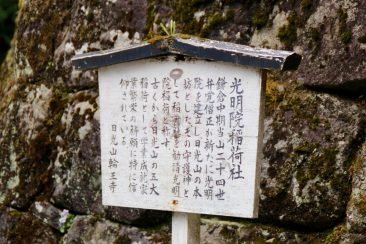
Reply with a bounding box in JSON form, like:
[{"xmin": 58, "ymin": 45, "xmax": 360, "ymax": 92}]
[{"xmin": 71, "ymin": 36, "xmax": 302, "ymax": 71}]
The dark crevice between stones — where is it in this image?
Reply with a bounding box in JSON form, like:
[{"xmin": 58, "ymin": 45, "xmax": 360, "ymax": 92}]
[
  {"xmin": 304, "ymin": 79, "xmax": 366, "ymax": 98},
  {"xmin": 202, "ymin": 214, "xmax": 336, "ymax": 234}
]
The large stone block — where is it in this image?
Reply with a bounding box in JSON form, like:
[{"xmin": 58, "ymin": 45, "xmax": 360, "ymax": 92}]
[
  {"xmin": 0, "ymin": 207, "xmax": 60, "ymax": 243},
  {"xmin": 295, "ymin": 0, "xmax": 366, "ymax": 93},
  {"xmin": 260, "ymin": 81, "xmax": 366, "ymax": 229}
]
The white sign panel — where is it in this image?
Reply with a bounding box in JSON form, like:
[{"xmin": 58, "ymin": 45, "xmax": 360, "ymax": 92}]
[{"xmin": 99, "ymin": 57, "xmax": 263, "ymax": 218}]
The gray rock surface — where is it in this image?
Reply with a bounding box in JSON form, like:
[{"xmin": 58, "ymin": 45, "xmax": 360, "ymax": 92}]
[
  {"xmin": 0, "ymin": 207, "xmax": 60, "ymax": 243},
  {"xmin": 260, "ymin": 80, "xmax": 366, "ymax": 228},
  {"xmin": 62, "ymin": 215, "xmax": 170, "ymax": 244},
  {"xmin": 0, "ymin": 83, "xmax": 54, "ymax": 209},
  {"xmin": 30, "ymin": 201, "xmax": 65, "ymax": 230},
  {"xmin": 200, "ymin": 217, "xmax": 327, "ymax": 243},
  {"xmin": 295, "ymin": 0, "xmax": 366, "ymax": 93},
  {"xmin": 347, "ymin": 141, "xmax": 366, "ymax": 233}
]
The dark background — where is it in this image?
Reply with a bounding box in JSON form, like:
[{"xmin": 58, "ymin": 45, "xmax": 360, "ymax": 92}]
[{"xmin": 0, "ymin": 0, "xmax": 18, "ymax": 64}]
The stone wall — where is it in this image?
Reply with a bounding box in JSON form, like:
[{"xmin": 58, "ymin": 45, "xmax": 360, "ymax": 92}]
[{"xmin": 0, "ymin": 0, "xmax": 365, "ymax": 243}]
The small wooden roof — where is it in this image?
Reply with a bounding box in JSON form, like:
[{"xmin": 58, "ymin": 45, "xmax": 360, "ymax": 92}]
[{"xmin": 72, "ymin": 36, "xmax": 301, "ymax": 71}]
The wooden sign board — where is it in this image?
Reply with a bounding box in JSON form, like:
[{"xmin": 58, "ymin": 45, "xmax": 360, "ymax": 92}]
[{"xmin": 99, "ymin": 57, "xmax": 264, "ymax": 218}]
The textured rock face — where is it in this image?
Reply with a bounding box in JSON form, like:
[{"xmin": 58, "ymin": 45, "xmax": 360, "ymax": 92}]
[
  {"xmin": 0, "ymin": 83, "xmax": 54, "ymax": 209},
  {"xmin": 0, "ymin": 0, "xmax": 365, "ymax": 242},
  {"xmin": 51, "ymin": 90, "xmax": 102, "ymax": 215},
  {"xmin": 295, "ymin": 0, "xmax": 366, "ymax": 93},
  {"xmin": 62, "ymin": 215, "xmax": 170, "ymax": 243},
  {"xmin": 347, "ymin": 142, "xmax": 366, "ymax": 233},
  {"xmin": 0, "ymin": 207, "xmax": 60, "ymax": 243},
  {"xmin": 200, "ymin": 218, "xmax": 328, "ymax": 243},
  {"xmin": 260, "ymin": 81, "xmax": 365, "ymax": 228}
]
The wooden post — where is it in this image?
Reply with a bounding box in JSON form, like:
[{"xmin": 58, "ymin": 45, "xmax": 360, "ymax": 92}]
[{"xmin": 172, "ymin": 212, "xmax": 200, "ymax": 244}]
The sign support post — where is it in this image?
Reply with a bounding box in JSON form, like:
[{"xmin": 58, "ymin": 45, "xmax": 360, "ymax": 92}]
[{"xmin": 172, "ymin": 212, "xmax": 200, "ymax": 244}]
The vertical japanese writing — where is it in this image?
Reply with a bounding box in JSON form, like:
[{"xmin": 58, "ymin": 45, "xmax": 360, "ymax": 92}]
[
  {"xmin": 117, "ymin": 76, "xmax": 164, "ymax": 196},
  {"xmin": 228, "ymin": 77, "xmax": 245, "ymax": 183},
  {"xmin": 111, "ymin": 70, "xmax": 247, "ymax": 202},
  {"xmin": 213, "ymin": 76, "xmax": 227, "ymax": 201},
  {"xmin": 128, "ymin": 77, "xmax": 139, "ymax": 193},
  {"xmin": 108, "ymin": 124, "xmax": 119, "ymax": 193}
]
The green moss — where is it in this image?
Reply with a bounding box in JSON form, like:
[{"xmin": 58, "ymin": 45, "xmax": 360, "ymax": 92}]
[
  {"xmin": 200, "ymin": 12, "xmax": 223, "ymax": 37},
  {"xmin": 225, "ymin": 9, "xmax": 235, "ymax": 22},
  {"xmin": 86, "ymin": 12, "xmax": 94, "ymax": 22},
  {"xmin": 338, "ymin": 8, "xmax": 352, "ymax": 45},
  {"xmin": 144, "ymin": 0, "xmax": 156, "ymax": 37},
  {"xmin": 144, "ymin": 0, "xmax": 239, "ymax": 39},
  {"xmin": 294, "ymin": 143, "xmax": 317, "ymax": 154},
  {"xmin": 309, "ymin": 27, "xmax": 320, "ymax": 42},
  {"xmin": 279, "ymin": 96, "xmax": 302, "ymax": 114},
  {"xmin": 353, "ymin": 197, "xmax": 366, "ymax": 216},
  {"xmin": 338, "ymin": 8, "xmax": 347, "ymax": 30},
  {"xmin": 308, "ymin": 116, "xmax": 321, "ymax": 130},
  {"xmin": 325, "ymin": 225, "xmax": 347, "ymax": 244},
  {"xmin": 252, "ymin": 11, "xmax": 268, "ymax": 29},
  {"xmin": 307, "ymin": 27, "xmax": 321, "ymax": 53},
  {"xmin": 357, "ymin": 35, "xmax": 366, "ymax": 44},
  {"xmin": 324, "ymin": 133, "xmax": 331, "ymax": 141},
  {"xmin": 147, "ymin": 35, "xmax": 170, "ymax": 44},
  {"xmin": 341, "ymin": 31, "xmax": 352, "ymax": 45},
  {"xmin": 277, "ymin": 12, "xmax": 298, "ymax": 48},
  {"xmin": 265, "ymin": 79, "xmax": 287, "ymax": 115},
  {"xmin": 295, "ymin": 146, "xmax": 339, "ymax": 189},
  {"xmin": 207, "ymin": 13, "xmax": 223, "ymax": 27},
  {"xmin": 350, "ymin": 154, "xmax": 362, "ymax": 175},
  {"xmin": 301, "ymin": 0, "xmax": 312, "ymax": 11},
  {"xmin": 172, "ymin": 0, "xmax": 201, "ymax": 36}
]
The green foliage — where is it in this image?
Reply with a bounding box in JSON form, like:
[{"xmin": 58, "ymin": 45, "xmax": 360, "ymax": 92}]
[
  {"xmin": 0, "ymin": 0, "xmax": 18, "ymax": 63},
  {"xmin": 160, "ymin": 20, "xmax": 176, "ymax": 36},
  {"xmin": 60, "ymin": 213, "xmax": 75, "ymax": 234}
]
